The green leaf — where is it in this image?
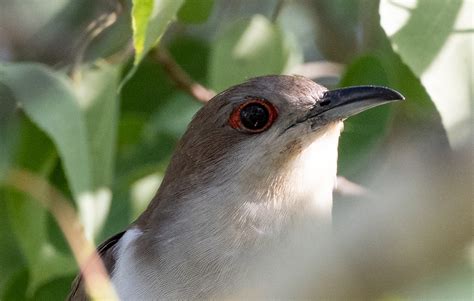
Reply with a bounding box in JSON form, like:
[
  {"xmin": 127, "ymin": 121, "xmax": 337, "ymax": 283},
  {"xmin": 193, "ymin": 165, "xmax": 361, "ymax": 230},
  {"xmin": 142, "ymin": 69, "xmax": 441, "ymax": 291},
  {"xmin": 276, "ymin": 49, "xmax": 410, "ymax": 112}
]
[
  {"xmin": 143, "ymin": 92, "xmax": 201, "ymax": 140},
  {"xmin": 0, "ymin": 116, "xmax": 74, "ymax": 294},
  {"xmin": 76, "ymin": 65, "xmax": 120, "ymax": 189},
  {"xmin": 338, "ymin": 56, "xmax": 393, "ymax": 176},
  {"xmin": 381, "ymin": 0, "xmax": 470, "ymax": 146},
  {"xmin": 0, "ymin": 84, "xmax": 19, "ymax": 182},
  {"xmin": 132, "ymin": 0, "xmax": 185, "ymax": 66},
  {"xmin": 1, "ymin": 267, "xmax": 28, "ymax": 301},
  {"xmin": 74, "ymin": 64, "xmax": 120, "ymax": 239},
  {"xmin": 381, "ymin": 0, "xmax": 463, "ymax": 76},
  {"xmin": 0, "ymin": 197, "xmax": 26, "ymax": 295},
  {"xmin": 209, "ymin": 15, "xmax": 301, "ymax": 91},
  {"xmin": 331, "ymin": 0, "xmax": 449, "ymax": 183},
  {"xmin": 339, "ymin": 0, "xmax": 451, "ymax": 183},
  {"xmin": 5, "ymin": 190, "xmax": 76, "ymax": 295},
  {"xmin": 0, "ymin": 63, "xmax": 92, "ymax": 200},
  {"xmin": 0, "ymin": 63, "xmax": 121, "ymax": 239},
  {"xmin": 178, "ymin": 0, "xmax": 214, "ymax": 24}
]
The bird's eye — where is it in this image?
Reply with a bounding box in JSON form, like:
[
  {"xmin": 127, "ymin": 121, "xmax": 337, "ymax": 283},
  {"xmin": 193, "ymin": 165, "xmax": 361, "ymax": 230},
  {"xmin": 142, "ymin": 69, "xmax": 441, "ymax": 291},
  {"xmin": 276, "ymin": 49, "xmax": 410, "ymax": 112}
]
[{"xmin": 229, "ymin": 98, "xmax": 278, "ymax": 133}]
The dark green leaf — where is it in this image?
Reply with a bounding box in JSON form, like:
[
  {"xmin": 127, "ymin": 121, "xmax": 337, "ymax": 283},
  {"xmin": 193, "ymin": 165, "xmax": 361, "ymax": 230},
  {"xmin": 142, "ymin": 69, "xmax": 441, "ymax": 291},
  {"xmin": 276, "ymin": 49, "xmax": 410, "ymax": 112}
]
[
  {"xmin": 4, "ymin": 190, "xmax": 76, "ymax": 294},
  {"xmin": 0, "ymin": 197, "xmax": 26, "ymax": 295},
  {"xmin": 338, "ymin": 56, "xmax": 393, "ymax": 176},
  {"xmin": 178, "ymin": 0, "xmax": 214, "ymax": 24},
  {"xmin": 0, "ymin": 84, "xmax": 19, "ymax": 182},
  {"xmin": 1, "ymin": 268, "xmax": 28, "ymax": 301}
]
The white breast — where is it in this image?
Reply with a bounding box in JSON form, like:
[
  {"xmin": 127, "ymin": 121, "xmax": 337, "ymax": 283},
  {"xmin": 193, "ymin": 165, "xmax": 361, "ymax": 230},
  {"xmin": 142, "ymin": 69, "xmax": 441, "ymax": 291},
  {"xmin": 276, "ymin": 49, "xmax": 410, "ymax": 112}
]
[{"xmin": 111, "ymin": 228, "xmax": 151, "ymax": 300}]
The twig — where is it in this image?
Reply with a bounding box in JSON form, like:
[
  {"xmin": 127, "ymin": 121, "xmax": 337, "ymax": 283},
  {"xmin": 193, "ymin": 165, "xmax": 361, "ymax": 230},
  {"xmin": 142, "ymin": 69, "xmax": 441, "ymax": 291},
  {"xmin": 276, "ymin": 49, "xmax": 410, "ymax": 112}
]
[
  {"xmin": 151, "ymin": 47, "xmax": 215, "ymax": 103},
  {"xmin": 271, "ymin": 0, "xmax": 286, "ymax": 23},
  {"xmin": 5, "ymin": 169, "xmax": 118, "ymax": 300},
  {"xmin": 70, "ymin": 0, "xmax": 124, "ymax": 81}
]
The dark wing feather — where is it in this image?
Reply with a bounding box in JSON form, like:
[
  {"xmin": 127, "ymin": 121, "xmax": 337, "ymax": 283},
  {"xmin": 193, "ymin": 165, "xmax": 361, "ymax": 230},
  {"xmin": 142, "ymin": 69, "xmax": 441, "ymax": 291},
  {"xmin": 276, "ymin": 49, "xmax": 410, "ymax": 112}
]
[{"xmin": 67, "ymin": 231, "xmax": 125, "ymax": 301}]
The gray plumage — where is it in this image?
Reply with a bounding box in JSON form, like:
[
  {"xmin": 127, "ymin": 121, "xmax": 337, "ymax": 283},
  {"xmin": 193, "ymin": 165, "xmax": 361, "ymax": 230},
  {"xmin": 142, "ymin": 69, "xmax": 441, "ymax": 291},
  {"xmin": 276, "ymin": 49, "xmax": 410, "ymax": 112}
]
[{"xmin": 68, "ymin": 75, "xmax": 403, "ymax": 300}]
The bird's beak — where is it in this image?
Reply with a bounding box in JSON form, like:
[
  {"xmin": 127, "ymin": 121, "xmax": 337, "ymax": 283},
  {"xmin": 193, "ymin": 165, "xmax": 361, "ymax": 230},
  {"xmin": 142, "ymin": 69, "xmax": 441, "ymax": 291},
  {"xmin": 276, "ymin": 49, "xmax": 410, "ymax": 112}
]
[{"xmin": 308, "ymin": 86, "xmax": 405, "ymax": 121}]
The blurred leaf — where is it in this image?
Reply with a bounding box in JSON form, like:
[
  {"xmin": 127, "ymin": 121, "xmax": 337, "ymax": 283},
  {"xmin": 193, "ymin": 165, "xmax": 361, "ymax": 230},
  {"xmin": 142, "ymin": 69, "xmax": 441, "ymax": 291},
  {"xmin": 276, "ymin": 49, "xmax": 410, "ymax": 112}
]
[
  {"xmin": 118, "ymin": 37, "xmax": 209, "ymax": 177},
  {"xmin": 405, "ymin": 261, "xmax": 473, "ymax": 300},
  {"xmin": 74, "ymin": 64, "xmax": 120, "ymax": 238},
  {"xmin": 0, "ymin": 63, "xmax": 121, "ymax": 239},
  {"xmin": 338, "ymin": 56, "xmax": 393, "ymax": 176},
  {"xmin": 32, "ymin": 275, "xmax": 75, "ymax": 301},
  {"xmin": 209, "ymin": 15, "xmax": 300, "ymax": 91},
  {"xmin": 4, "ymin": 190, "xmax": 76, "ymax": 295},
  {"xmin": 0, "ymin": 83, "xmax": 19, "ymax": 182},
  {"xmin": 1, "ymin": 267, "xmax": 28, "ymax": 301},
  {"xmin": 104, "ymin": 37, "xmax": 209, "ymax": 240},
  {"xmin": 12, "ymin": 117, "xmax": 57, "ymax": 174},
  {"xmin": 131, "ymin": 0, "xmax": 185, "ymax": 66},
  {"xmin": 144, "ymin": 92, "xmax": 201, "ymax": 139},
  {"xmin": 381, "ymin": 0, "xmax": 471, "ymax": 146},
  {"xmin": 358, "ymin": 0, "xmax": 447, "ymax": 128},
  {"xmin": 84, "ymin": 2, "xmax": 133, "ymax": 63},
  {"xmin": 0, "ymin": 63, "xmax": 92, "ymax": 200},
  {"xmin": 343, "ymin": 0, "xmax": 451, "ymax": 183},
  {"xmin": 76, "ymin": 64, "xmax": 120, "ymax": 189},
  {"xmin": 0, "ymin": 113, "xmax": 74, "ymax": 295},
  {"xmin": 178, "ymin": 0, "xmax": 214, "ymax": 24},
  {"xmin": 0, "ymin": 198, "xmax": 26, "ymax": 295},
  {"xmin": 168, "ymin": 36, "xmax": 211, "ymax": 82},
  {"xmin": 382, "ymin": 0, "xmax": 463, "ymax": 76},
  {"xmin": 307, "ymin": 0, "xmax": 361, "ymax": 63}
]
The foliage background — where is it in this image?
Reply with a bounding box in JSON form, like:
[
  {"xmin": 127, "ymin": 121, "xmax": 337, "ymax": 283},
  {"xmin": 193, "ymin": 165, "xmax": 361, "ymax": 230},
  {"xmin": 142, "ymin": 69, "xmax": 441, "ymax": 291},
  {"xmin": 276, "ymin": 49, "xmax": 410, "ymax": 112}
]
[{"xmin": 0, "ymin": 0, "xmax": 472, "ymax": 299}]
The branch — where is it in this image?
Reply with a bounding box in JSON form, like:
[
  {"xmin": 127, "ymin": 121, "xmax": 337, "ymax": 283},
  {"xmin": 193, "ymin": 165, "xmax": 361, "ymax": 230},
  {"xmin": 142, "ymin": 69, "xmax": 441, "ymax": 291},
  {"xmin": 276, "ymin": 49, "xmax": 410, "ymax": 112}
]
[
  {"xmin": 151, "ymin": 47, "xmax": 216, "ymax": 103},
  {"xmin": 5, "ymin": 169, "xmax": 118, "ymax": 300},
  {"xmin": 70, "ymin": 0, "xmax": 125, "ymax": 81},
  {"xmin": 271, "ymin": 0, "xmax": 286, "ymax": 23}
]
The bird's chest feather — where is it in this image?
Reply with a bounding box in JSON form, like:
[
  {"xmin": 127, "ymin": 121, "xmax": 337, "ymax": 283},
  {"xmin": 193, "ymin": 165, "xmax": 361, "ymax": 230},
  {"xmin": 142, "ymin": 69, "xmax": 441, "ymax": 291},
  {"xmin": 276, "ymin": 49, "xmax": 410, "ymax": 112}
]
[{"xmin": 111, "ymin": 126, "xmax": 341, "ymax": 299}]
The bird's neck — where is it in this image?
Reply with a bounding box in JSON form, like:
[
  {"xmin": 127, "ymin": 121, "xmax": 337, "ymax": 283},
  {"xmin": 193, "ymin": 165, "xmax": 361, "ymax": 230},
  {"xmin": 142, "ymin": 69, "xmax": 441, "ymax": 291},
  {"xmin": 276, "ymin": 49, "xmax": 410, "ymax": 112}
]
[{"xmin": 117, "ymin": 124, "xmax": 342, "ymax": 298}]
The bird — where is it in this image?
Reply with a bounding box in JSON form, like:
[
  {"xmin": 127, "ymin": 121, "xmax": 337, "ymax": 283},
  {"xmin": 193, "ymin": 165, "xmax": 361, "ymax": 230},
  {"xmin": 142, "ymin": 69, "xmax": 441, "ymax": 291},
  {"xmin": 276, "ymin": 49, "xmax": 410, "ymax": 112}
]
[{"xmin": 68, "ymin": 75, "xmax": 404, "ymax": 300}]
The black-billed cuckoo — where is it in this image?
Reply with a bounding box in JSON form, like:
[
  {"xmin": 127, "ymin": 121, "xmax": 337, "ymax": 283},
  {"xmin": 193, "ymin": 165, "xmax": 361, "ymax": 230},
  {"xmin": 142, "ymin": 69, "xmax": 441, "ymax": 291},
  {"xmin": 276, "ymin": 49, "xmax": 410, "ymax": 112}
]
[{"xmin": 69, "ymin": 75, "xmax": 403, "ymax": 300}]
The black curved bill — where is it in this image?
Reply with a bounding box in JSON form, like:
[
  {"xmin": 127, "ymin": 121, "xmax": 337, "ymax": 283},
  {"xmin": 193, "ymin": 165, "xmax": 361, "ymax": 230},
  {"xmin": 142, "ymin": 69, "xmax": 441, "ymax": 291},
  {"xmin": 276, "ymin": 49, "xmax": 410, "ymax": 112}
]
[{"xmin": 309, "ymin": 85, "xmax": 405, "ymax": 120}]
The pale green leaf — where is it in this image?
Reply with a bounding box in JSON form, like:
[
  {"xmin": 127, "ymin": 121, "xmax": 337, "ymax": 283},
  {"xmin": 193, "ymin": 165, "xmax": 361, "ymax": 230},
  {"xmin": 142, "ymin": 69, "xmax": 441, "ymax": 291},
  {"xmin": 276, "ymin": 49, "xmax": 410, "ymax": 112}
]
[
  {"xmin": 76, "ymin": 65, "xmax": 120, "ymax": 189},
  {"xmin": 380, "ymin": 0, "xmax": 463, "ymax": 76},
  {"xmin": 381, "ymin": 0, "xmax": 471, "ymax": 147},
  {"xmin": 74, "ymin": 65, "xmax": 120, "ymax": 238},
  {"xmin": 132, "ymin": 0, "xmax": 185, "ymax": 66},
  {"xmin": 0, "ymin": 63, "xmax": 92, "ymax": 199},
  {"xmin": 0, "ymin": 63, "xmax": 119, "ymax": 243},
  {"xmin": 209, "ymin": 15, "xmax": 301, "ymax": 91}
]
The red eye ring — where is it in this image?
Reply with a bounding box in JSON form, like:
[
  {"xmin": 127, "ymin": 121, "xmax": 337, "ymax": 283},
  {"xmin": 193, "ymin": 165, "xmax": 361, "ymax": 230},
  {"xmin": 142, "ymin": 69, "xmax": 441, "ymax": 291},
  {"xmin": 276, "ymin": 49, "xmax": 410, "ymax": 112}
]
[{"xmin": 229, "ymin": 97, "xmax": 278, "ymax": 133}]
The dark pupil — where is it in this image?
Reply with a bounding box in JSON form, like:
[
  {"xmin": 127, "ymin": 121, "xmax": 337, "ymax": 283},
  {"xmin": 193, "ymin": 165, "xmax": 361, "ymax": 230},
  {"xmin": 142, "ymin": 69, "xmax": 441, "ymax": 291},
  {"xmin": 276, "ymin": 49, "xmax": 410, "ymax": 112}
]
[{"xmin": 240, "ymin": 103, "xmax": 269, "ymax": 130}]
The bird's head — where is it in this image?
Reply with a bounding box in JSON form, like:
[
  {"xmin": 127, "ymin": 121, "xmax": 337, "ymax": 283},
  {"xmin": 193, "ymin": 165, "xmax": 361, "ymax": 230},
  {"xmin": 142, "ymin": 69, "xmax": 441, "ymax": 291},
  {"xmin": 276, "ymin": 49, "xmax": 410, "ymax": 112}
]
[{"xmin": 141, "ymin": 75, "xmax": 403, "ymax": 229}]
